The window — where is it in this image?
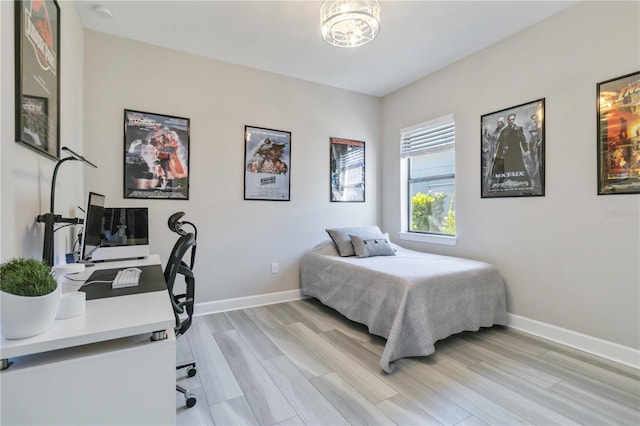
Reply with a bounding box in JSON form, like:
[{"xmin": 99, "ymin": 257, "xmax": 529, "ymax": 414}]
[{"xmin": 401, "ymin": 115, "xmax": 456, "ymax": 239}]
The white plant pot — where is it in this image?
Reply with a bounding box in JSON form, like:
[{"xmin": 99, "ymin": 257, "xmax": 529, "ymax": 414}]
[{"xmin": 0, "ymin": 286, "xmax": 60, "ymax": 339}]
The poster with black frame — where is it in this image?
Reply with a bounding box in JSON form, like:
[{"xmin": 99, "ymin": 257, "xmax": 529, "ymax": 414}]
[
  {"xmin": 597, "ymin": 71, "xmax": 640, "ymax": 195},
  {"xmin": 330, "ymin": 137, "xmax": 365, "ymax": 202},
  {"xmin": 481, "ymin": 98, "xmax": 545, "ymax": 198},
  {"xmin": 123, "ymin": 110, "xmax": 190, "ymax": 200},
  {"xmin": 244, "ymin": 125, "xmax": 291, "ymax": 201},
  {"xmin": 15, "ymin": 0, "xmax": 60, "ymax": 160}
]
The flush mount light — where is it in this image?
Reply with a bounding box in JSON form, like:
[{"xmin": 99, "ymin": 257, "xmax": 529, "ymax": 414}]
[
  {"xmin": 92, "ymin": 5, "xmax": 113, "ymax": 18},
  {"xmin": 320, "ymin": 0, "xmax": 380, "ymax": 48}
]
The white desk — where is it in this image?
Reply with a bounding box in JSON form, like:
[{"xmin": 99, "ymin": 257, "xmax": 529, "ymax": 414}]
[{"xmin": 0, "ymin": 255, "xmax": 176, "ymax": 425}]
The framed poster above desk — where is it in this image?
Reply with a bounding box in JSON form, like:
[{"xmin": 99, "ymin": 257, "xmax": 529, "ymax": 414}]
[{"xmin": 15, "ymin": 0, "xmax": 60, "ymax": 160}]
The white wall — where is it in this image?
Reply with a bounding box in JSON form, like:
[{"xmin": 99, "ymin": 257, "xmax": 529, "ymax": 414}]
[
  {"xmin": 1, "ymin": 1, "xmax": 86, "ymax": 263},
  {"xmin": 83, "ymin": 31, "xmax": 381, "ymax": 303},
  {"xmin": 3, "ymin": 0, "xmax": 637, "ymax": 357},
  {"xmin": 382, "ymin": 1, "xmax": 640, "ymax": 350}
]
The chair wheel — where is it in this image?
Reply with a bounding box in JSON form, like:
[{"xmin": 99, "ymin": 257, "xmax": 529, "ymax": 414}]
[
  {"xmin": 187, "ymin": 367, "xmax": 197, "ymax": 377},
  {"xmin": 186, "ymin": 396, "xmax": 196, "ymax": 408}
]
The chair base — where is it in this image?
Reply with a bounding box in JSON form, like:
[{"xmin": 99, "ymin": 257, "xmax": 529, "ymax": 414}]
[
  {"xmin": 177, "ymin": 360, "xmax": 196, "ymax": 376},
  {"xmin": 177, "ymin": 360, "xmax": 197, "ymax": 407},
  {"xmin": 177, "ymin": 384, "xmax": 197, "ymax": 408}
]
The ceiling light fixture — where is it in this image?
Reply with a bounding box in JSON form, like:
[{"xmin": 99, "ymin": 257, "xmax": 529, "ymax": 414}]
[
  {"xmin": 321, "ymin": 0, "xmax": 380, "ymax": 48},
  {"xmin": 92, "ymin": 5, "xmax": 113, "ymax": 19}
]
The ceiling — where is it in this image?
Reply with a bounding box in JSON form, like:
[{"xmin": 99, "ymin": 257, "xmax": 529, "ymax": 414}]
[{"xmin": 75, "ymin": 0, "xmax": 578, "ymax": 97}]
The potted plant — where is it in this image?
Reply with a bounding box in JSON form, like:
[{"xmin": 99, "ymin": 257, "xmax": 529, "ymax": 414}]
[{"xmin": 0, "ymin": 258, "xmax": 60, "ymax": 339}]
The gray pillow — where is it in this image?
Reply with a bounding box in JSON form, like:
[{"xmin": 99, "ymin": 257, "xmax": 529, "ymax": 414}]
[
  {"xmin": 350, "ymin": 233, "xmax": 395, "ymax": 258},
  {"xmin": 326, "ymin": 226, "xmax": 382, "ymax": 257}
]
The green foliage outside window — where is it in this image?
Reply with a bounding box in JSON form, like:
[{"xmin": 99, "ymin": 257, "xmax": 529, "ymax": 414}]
[
  {"xmin": 411, "ymin": 192, "xmax": 456, "ymax": 235},
  {"xmin": 440, "ymin": 195, "xmax": 456, "ymax": 235}
]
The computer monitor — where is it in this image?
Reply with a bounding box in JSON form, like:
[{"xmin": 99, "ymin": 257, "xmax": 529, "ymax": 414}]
[
  {"xmin": 91, "ymin": 207, "xmax": 150, "ymax": 261},
  {"xmin": 79, "ymin": 191, "xmax": 106, "ymax": 263}
]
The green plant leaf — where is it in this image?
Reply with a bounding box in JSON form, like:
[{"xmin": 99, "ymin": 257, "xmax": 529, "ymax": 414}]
[{"xmin": 0, "ymin": 258, "xmax": 57, "ymax": 297}]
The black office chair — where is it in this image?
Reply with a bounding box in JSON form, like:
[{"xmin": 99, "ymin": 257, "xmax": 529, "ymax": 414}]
[
  {"xmin": 165, "ymin": 212, "xmax": 198, "ymax": 408},
  {"xmin": 168, "ymin": 211, "xmax": 197, "ymax": 271}
]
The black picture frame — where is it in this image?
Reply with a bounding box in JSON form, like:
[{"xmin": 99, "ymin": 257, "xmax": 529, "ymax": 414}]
[
  {"xmin": 15, "ymin": 0, "xmax": 60, "ymax": 160},
  {"xmin": 481, "ymin": 98, "xmax": 545, "ymax": 198},
  {"xmin": 123, "ymin": 109, "xmax": 190, "ymax": 200},
  {"xmin": 597, "ymin": 71, "xmax": 640, "ymax": 195},
  {"xmin": 244, "ymin": 125, "xmax": 291, "ymax": 201},
  {"xmin": 330, "ymin": 137, "xmax": 365, "ymax": 202}
]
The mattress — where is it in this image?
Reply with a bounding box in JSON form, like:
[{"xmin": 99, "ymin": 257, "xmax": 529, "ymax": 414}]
[{"xmin": 300, "ymin": 240, "xmax": 508, "ymax": 372}]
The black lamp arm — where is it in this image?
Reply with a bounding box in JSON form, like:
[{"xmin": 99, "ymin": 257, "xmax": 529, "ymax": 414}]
[
  {"xmin": 49, "ymin": 157, "xmax": 78, "ymax": 214},
  {"xmin": 36, "ymin": 146, "xmax": 97, "ymax": 266}
]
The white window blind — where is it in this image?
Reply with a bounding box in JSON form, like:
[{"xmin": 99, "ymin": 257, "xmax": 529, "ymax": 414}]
[{"xmin": 401, "ymin": 114, "xmax": 455, "ymax": 158}]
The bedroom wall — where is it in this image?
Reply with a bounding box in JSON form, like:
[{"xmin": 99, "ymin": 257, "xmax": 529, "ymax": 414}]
[
  {"xmin": 83, "ymin": 31, "xmax": 381, "ymax": 303},
  {"xmin": 1, "ymin": 1, "xmax": 87, "ymax": 263},
  {"xmin": 381, "ymin": 1, "xmax": 640, "ymax": 351}
]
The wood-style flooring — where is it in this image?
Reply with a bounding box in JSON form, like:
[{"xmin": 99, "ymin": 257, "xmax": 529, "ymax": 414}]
[{"xmin": 175, "ymin": 298, "xmax": 640, "ymax": 425}]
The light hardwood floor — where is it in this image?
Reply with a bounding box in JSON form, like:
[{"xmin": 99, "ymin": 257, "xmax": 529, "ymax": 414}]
[{"xmin": 176, "ymin": 299, "xmax": 640, "ymax": 425}]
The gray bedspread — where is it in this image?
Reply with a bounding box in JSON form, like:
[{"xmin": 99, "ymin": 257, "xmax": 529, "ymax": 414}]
[{"xmin": 300, "ymin": 240, "xmax": 508, "ymax": 373}]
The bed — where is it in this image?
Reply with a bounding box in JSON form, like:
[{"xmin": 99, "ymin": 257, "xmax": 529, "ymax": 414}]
[{"xmin": 300, "ymin": 229, "xmax": 508, "ymax": 373}]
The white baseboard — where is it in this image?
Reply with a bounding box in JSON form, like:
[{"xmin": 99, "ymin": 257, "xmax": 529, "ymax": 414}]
[
  {"xmin": 508, "ymin": 313, "xmax": 640, "ymax": 370},
  {"xmin": 193, "ymin": 289, "xmax": 305, "ymax": 315},
  {"xmin": 193, "ymin": 292, "xmax": 639, "ymax": 371}
]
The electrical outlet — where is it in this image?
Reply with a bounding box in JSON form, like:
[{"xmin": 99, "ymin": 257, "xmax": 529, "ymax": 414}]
[{"xmin": 271, "ymin": 263, "xmax": 278, "ymax": 274}]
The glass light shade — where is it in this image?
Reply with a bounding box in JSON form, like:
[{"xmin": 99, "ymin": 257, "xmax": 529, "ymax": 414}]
[{"xmin": 321, "ymin": 0, "xmax": 380, "ymax": 48}]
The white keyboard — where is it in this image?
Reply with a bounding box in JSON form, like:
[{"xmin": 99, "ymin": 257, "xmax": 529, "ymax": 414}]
[{"xmin": 112, "ymin": 268, "xmax": 141, "ymax": 289}]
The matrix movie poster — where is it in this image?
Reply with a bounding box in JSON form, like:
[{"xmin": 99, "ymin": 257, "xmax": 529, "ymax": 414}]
[
  {"xmin": 16, "ymin": 0, "xmax": 60, "ymax": 159},
  {"xmin": 597, "ymin": 71, "xmax": 640, "ymax": 195},
  {"xmin": 124, "ymin": 110, "xmax": 190, "ymax": 200},
  {"xmin": 481, "ymin": 99, "xmax": 545, "ymax": 198},
  {"xmin": 244, "ymin": 125, "xmax": 291, "ymax": 201}
]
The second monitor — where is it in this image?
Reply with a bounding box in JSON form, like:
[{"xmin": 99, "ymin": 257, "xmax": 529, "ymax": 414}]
[{"xmin": 91, "ymin": 207, "xmax": 150, "ymax": 261}]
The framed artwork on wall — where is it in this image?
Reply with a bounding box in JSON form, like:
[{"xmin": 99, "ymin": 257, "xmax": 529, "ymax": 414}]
[
  {"xmin": 597, "ymin": 71, "xmax": 640, "ymax": 195},
  {"xmin": 15, "ymin": 0, "xmax": 60, "ymax": 160},
  {"xmin": 123, "ymin": 109, "xmax": 190, "ymax": 200},
  {"xmin": 330, "ymin": 137, "xmax": 365, "ymax": 202},
  {"xmin": 244, "ymin": 125, "xmax": 291, "ymax": 201},
  {"xmin": 481, "ymin": 98, "xmax": 545, "ymax": 198}
]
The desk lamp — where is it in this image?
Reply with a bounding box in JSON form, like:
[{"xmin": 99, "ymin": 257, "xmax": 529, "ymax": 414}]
[{"xmin": 36, "ymin": 147, "xmax": 97, "ymax": 266}]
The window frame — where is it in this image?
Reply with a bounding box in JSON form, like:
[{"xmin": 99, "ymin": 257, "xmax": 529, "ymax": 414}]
[{"xmin": 399, "ymin": 114, "xmax": 457, "ymax": 246}]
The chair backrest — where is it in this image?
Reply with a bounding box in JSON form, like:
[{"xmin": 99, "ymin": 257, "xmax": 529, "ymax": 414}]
[
  {"xmin": 167, "ymin": 211, "xmax": 198, "ymax": 270},
  {"xmin": 168, "ymin": 212, "xmax": 186, "ymax": 235},
  {"xmin": 164, "ymin": 232, "xmax": 196, "ymax": 335}
]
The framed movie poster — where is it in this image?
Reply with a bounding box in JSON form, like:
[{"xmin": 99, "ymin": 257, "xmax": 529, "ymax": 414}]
[
  {"xmin": 481, "ymin": 98, "xmax": 545, "ymax": 198},
  {"xmin": 244, "ymin": 125, "xmax": 291, "ymax": 201},
  {"xmin": 123, "ymin": 110, "xmax": 190, "ymax": 200},
  {"xmin": 15, "ymin": 0, "xmax": 60, "ymax": 160},
  {"xmin": 597, "ymin": 71, "xmax": 640, "ymax": 195},
  {"xmin": 330, "ymin": 138, "xmax": 365, "ymax": 202}
]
